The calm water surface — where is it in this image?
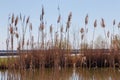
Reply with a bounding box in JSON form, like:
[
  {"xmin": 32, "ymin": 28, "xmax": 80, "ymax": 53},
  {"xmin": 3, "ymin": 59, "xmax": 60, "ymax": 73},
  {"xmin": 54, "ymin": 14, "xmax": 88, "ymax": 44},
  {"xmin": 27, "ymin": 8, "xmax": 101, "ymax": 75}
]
[{"xmin": 0, "ymin": 68, "xmax": 120, "ymax": 80}]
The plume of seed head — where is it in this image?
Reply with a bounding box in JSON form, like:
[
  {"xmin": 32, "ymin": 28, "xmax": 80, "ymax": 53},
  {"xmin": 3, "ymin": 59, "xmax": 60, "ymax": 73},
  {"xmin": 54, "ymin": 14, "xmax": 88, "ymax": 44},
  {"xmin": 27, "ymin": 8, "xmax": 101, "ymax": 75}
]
[
  {"xmin": 11, "ymin": 13, "xmax": 14, "ymax": 24},
  {"xmin": 85, "ymin": 14, "xmax": 88, "ymax": 25},
  {"xmin": 42, "ymin": 6, "xmax": 44, "ymax": 17},
  {"xmin": 94, "ymin": 19, "xmax": 97, "ymax": 28},
  {"xmin": 26, "ymin": 16, "xmax": 30, "ymax": 24},
  {"xmin": 57, "ymin": 15, "xmax": 61, "ymax": 23},
  {"xmin": 113, "ymin": 19, "xmax": 115, "ymax": 26},
  {"xmin": 67, "ymin": 12, "xmax": 72, "ymax": 29},
  {"xmin": 50, "ymin": 24, "xmax": 53, "ymax": 33},
  {"xmin": 15, "ymin": 16, "xmax": 18, "ymax": 26},
  {"xmin": 29, "ymin": 23, "xmax": 32, "ymax": 31},
  {"xmin": 101, "ymin": 18, "xmax": 105, "ymax": 28},
  {"xmin": 118, "ymin": 22, "xmax": 120, "ymax": 28},
  {"xmin": 10, "ymin": 25, "xmax": 13, "ymax": 34},
  {"xmin": 40, "ymin": 22, "xmax": 44, "ymax": 31},
  {"xmin": 80, "ymin": 28, "xmax": 84, "ymax": 34}
]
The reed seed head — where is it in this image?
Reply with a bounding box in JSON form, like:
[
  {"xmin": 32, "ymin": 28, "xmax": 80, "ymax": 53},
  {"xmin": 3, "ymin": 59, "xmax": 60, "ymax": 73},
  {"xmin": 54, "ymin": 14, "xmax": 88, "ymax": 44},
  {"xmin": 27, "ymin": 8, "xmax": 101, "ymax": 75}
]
[
  {"xmin": 66, "ymin": 21, "xmax": 70, "ymax": 29},
  {"xmin": 42, "ymin": 6, "xmax": 45, "ymax": 17},
  {"xmin": 94, "ymin": 19, "xmax": 97, "ymax": 28},
  {"xmin": 118, "ymin": 22, "xmax": 120, "ymax": 28},
  {"xmin": 11, "ymin": 13, "xmax": 14, "ymax": 24},
  {"xmin": 15, "ymin": 16, "xmax": 18, "ymax": 26},
  {"xmin": 80, "ymin": 28, "xmax": 84, "ymax": 34},
  {"xmin": 50, "ymin": 24, "xmax": 53, "ymax": 33},
  {"xmin": 68, "ymin": 12, "xmax": 72, "ymax": 22},
  {"xmin": 29, "ymin": 23, "xmax": 32, "ymax": 31},
  {"xmin": 101, "ymin": 18, "xmax": 105, "ymax": 28},
  {"xmin": 57, "ymin": 14, "xmax": 61, "ymax": 23},
  {"xmin": 26, "ymin": 16, "xmax": 30, "ymax": 24},
  {"xmin": 67, "ymin": 12, "xmax": 72, "ymax": 29},
  {"xmin": 40, "ymin": 22, "xmax": 44, "ymax": 31},
  {"xmin": 10, "ymin": 25, "xmax": 13, "ymax": 34},
  {"xmin": 40, "ymin": 6, "xmax": 45, "ymax": 21},
  {"xmin": 85, "ymin": 14, "xmax": 88, "ymax": 25},
  {"xmin": 113, "ymin": 19, "xmax": 115, "ymax": 26}
]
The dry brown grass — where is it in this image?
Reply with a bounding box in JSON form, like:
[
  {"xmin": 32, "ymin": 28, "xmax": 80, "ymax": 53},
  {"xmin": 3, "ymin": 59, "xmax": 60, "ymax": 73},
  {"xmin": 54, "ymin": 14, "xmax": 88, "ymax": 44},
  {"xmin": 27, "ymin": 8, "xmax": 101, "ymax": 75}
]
[{"xmin": 4, "ymin": 7, "xmax": 120, "ymax": 70}]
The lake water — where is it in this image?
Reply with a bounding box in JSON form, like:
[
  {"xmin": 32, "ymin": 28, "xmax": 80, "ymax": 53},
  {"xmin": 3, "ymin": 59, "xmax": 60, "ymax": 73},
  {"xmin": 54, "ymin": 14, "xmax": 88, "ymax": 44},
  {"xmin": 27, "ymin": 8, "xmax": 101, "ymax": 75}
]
[{"xmin": 0, "ymin": 68, "xmax": 120, "ymax": 80}]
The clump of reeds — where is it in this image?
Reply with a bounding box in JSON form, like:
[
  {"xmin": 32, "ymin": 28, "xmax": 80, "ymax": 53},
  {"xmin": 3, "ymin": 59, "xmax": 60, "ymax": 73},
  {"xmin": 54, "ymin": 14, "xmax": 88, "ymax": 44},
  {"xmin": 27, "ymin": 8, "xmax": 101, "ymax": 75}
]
[
  {"xmin": 66, "ymin": 12, "xmax": 72, "ymax": 49},
  {"xmin": 3, "ymin": 7, "xmax": 120, "ymax": 71},
  {"xmin": 92, "ymin": 19, "xmax": 97, "ymax": 49}
]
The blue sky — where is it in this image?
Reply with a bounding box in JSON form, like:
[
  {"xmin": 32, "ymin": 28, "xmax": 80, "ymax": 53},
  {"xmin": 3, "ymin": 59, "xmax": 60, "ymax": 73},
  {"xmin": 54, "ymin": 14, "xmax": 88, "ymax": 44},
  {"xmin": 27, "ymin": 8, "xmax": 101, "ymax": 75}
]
[{"xmin": 0, "ymin": 0, "xmax": 120, "ymax": 50}]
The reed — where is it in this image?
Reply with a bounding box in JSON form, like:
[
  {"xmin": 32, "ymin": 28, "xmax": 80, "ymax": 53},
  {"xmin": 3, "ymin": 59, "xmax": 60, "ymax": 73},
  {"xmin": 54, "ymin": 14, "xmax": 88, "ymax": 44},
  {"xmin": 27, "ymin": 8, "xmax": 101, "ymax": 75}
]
[
  {"xmin": 2, "ymin": 10, "xmax": 120, "ymax": 70},
  {"xmin": 92, "ymin": 19, "xmax": 97, "ymax": 49}
]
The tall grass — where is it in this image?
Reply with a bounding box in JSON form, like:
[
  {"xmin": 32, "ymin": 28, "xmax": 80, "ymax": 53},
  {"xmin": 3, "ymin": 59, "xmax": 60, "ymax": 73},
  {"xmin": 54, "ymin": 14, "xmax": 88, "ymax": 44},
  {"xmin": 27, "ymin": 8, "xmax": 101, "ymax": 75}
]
[{"xmin": 1, "ymin": 6, "xmax": 120, "ymax": 70}]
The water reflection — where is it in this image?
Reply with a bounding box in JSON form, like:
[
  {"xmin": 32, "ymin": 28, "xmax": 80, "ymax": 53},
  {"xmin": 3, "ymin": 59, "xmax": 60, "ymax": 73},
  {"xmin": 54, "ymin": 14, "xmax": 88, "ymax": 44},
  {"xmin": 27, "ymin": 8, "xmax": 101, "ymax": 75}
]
[{"xmin": 0, "ymin": 68, "xmax": 120, "ymax": 80}]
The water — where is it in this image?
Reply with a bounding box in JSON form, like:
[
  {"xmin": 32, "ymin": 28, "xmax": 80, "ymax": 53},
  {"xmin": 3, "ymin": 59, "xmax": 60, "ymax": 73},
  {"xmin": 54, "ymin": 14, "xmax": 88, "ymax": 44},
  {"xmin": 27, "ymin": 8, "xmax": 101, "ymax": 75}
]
[{"xmin": 0, "ymin": 68, "xmax": 120, "ymax": 80}]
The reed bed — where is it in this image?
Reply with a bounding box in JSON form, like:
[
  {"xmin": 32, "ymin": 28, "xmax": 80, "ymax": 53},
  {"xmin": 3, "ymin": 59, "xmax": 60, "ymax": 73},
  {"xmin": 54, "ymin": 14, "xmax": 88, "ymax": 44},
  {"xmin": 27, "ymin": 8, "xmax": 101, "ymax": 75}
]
[{"xmin": 0, "ymin": 6, "xmax": 120, "ymax": 70}]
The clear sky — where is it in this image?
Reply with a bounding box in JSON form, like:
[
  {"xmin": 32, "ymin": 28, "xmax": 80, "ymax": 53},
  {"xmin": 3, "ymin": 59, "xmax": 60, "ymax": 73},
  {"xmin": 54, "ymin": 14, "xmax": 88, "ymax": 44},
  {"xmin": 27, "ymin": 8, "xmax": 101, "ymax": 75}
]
[{"xmin": 0, "ymin": 0, "xmax": 120, "ymax": 50}]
